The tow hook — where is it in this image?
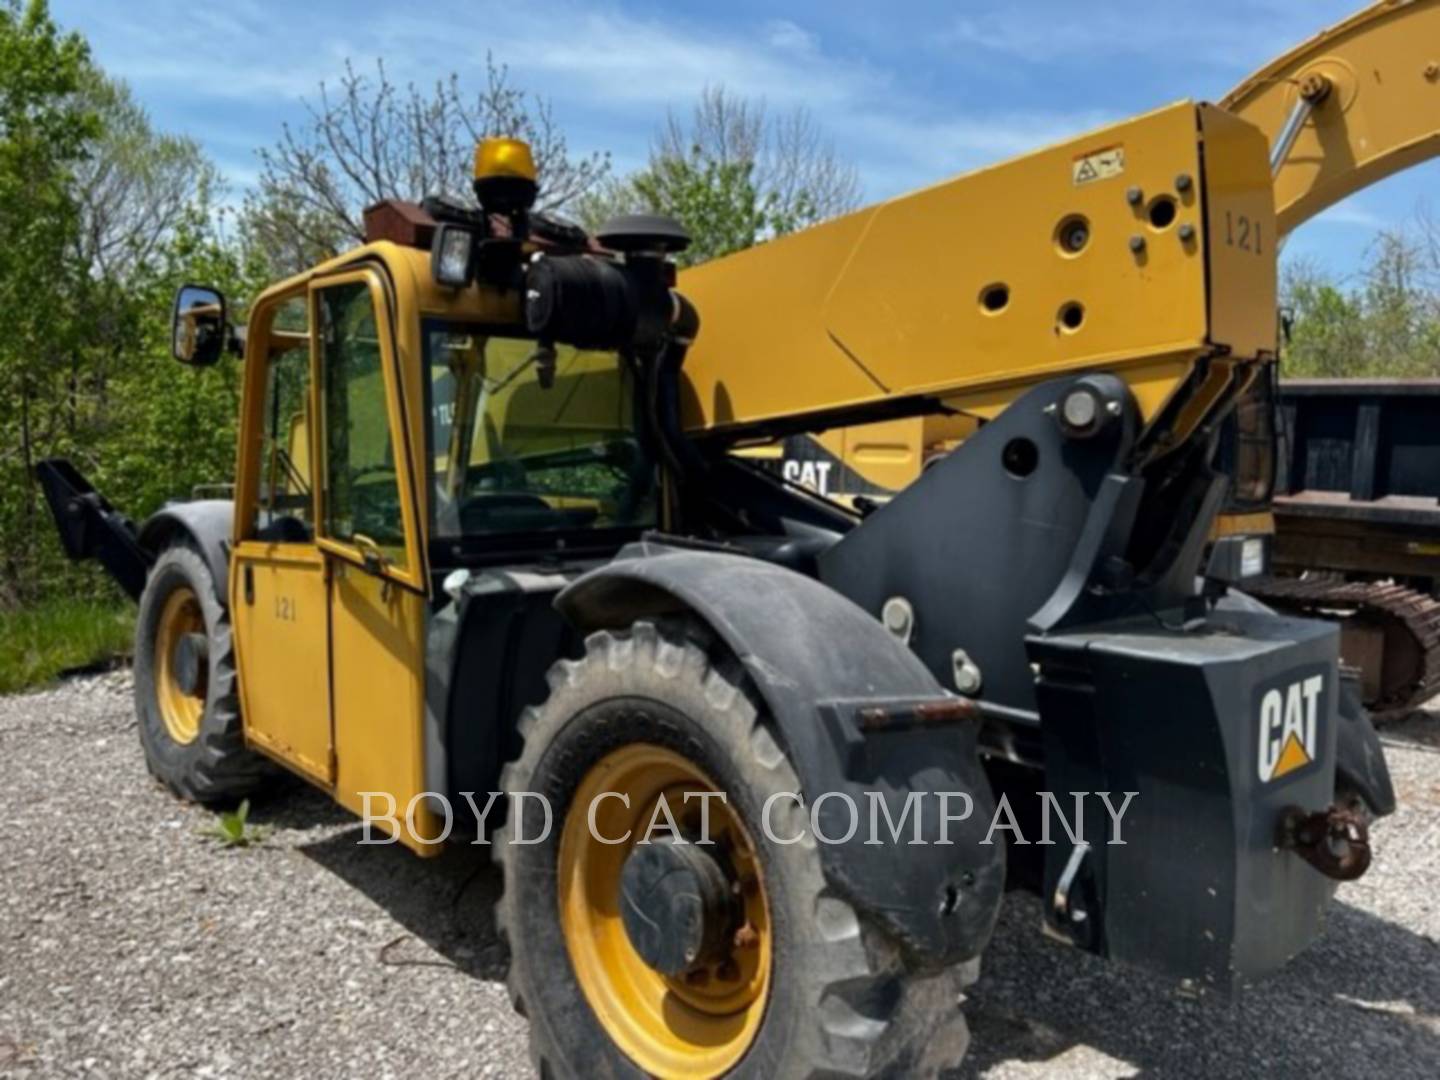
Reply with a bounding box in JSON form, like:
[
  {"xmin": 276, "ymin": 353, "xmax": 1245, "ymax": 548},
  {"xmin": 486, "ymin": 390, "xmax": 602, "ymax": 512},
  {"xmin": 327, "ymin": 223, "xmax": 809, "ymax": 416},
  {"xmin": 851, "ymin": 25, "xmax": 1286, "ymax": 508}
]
[{"xmin": 1277, "ymin": 804, "xmax": 1372, "ymax": 882}]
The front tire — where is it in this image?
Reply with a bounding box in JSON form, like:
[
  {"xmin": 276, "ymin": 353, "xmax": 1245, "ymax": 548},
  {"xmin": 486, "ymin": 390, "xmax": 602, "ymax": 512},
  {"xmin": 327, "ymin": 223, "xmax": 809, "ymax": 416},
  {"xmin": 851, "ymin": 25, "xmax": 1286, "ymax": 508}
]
[
  {"xmin": 133, "ymin": 545, "xmax": 273, "ymax": 804},
  {"xmin": 496, "ymin": 620, "xmax": 973, "ymax": 1079}
]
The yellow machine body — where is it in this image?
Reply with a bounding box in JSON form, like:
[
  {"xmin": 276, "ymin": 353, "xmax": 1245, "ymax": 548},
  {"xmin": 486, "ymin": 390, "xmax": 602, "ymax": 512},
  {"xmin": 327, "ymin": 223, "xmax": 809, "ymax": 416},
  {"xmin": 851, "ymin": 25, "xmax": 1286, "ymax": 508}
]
[
  {"xmin": 223, "ymin": 105, "xmax": 1281, "ymax": 853},
  {"xmin": 215, "ymin": 1, "xmax": 1440, "ymax": 856}
]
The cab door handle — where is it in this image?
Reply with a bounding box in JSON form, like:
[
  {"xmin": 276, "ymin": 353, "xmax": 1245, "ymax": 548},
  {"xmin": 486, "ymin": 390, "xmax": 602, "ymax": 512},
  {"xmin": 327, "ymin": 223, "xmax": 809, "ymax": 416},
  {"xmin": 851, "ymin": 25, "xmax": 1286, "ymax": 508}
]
[
  {"xmin": 244, "ymin": 565, "xmax": 254, "ymax": 605},
  {"xmin": 351, "ymin": 533, "xmax": 391, "ymax": 576}
]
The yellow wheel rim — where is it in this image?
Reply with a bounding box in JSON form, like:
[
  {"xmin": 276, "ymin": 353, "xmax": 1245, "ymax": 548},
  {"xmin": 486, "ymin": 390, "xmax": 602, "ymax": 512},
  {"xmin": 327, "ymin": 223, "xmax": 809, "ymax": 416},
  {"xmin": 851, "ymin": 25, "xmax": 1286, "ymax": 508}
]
[
  {"xmin": 154, "ymin": 585, "xmax": 206, "ymax": 745},
  {"xmin": 558, "ymin": 744, "xmax": 771, "ymax": 1079}
]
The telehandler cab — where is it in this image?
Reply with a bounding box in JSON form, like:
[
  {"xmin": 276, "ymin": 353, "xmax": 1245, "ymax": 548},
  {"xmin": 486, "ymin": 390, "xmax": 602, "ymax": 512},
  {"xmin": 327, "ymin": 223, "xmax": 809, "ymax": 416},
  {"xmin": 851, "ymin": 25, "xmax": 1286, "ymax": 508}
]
[{"xmin": 39, "ymin": 17, "xmax": 1399, "ymax": 1077}]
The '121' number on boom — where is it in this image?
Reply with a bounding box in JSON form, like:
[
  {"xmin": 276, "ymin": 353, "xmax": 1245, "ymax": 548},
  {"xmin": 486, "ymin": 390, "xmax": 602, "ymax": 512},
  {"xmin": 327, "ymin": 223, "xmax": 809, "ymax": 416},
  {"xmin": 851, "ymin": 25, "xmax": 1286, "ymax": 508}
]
[{"xmin": 1225, "ymin": 211, "xmax": 1262, "ymax": 256}]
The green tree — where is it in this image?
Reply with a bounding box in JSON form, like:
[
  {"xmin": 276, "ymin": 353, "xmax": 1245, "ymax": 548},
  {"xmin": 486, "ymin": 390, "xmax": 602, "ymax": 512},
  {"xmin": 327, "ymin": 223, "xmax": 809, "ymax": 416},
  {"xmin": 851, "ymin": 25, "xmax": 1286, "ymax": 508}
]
[
  {"xmin": 580, "ymin": 87, "xmax": 860, "ymax": 267},
  {"xmin": 59, "ymin": 70, "xmax": 255, "ymax": 529},
  {"xmin": 1281, "ymin": 259, "xmax": 1367, "ymax": 378},
  {"xmin": 0, "ymin": 2, "xmax": 258, "ymax": 609},
  {"xmin": 1282, "ymin": 220, "xmax": 1440, "ymax": 378},
  {"xmin": 630, "ymin": 154, "xmax": 771, "ymax": 267},
  {"xmin": 0, "ymin": 0, "xmax": 99, "ymax": 605},
  {"xmin": 87, "ymin": 193, "xmax": 265, "ymax": 527}
]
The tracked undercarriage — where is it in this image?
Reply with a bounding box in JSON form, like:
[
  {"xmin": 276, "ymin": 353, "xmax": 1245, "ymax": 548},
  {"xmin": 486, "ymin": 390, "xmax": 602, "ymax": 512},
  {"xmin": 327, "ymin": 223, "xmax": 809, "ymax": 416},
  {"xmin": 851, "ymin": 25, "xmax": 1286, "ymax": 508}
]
[{"xmin": 1248, "ymin": 575, "xmax": 1440, "ymax": 714}]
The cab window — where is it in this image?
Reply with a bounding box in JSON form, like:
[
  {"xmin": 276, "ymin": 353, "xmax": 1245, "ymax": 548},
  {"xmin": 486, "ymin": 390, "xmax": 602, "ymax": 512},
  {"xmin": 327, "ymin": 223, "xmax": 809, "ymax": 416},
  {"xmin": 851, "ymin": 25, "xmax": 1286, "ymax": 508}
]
[
  {"xmin": 318, "ymin": 281, "xmax": 406, "ymax": 550},
  {"xmin": 425, "ymin": 325, "xmax": 655, "ymax": 538},
  {"xmin": 253, "ymin": 297, "xmax": 313, "ymax": 542}
]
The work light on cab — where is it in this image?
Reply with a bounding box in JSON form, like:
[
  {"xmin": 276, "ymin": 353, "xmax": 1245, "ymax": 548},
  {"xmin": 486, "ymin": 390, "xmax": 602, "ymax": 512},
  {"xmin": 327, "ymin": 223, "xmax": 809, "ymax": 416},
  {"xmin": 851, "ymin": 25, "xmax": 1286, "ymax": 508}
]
[{"xmin": 430, "ymin": 223, "xmax": 477, "ymax": 288}]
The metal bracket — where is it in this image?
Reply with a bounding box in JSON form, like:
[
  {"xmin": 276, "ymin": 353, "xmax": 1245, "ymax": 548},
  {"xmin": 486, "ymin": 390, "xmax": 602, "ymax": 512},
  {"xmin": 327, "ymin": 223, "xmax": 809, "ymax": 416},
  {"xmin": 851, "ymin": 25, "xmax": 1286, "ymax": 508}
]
[{"xmin": 1052, "ymin": 841, "xmax": 1092, "ymax": 926}]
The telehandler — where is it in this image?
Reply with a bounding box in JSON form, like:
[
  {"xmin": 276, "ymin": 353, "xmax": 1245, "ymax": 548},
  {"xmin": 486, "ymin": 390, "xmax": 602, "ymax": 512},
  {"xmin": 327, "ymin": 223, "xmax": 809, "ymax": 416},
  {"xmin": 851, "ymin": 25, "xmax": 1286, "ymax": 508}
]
[
  {"xmin": 766, "ymin": 0, "xmax": 1440, "ymax": 717},
  {"xmin": 37, "ymin": 7, "xmax": 1406, "ymax": 1076}
]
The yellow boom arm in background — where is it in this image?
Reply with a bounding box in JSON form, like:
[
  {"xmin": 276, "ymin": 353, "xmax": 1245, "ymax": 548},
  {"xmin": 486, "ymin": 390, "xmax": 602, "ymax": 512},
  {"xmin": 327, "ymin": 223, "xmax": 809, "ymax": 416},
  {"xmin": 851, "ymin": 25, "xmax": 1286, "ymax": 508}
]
[{"xmin": 1223, "ymin": 0, "xmax": 1440, "ymax": 237}]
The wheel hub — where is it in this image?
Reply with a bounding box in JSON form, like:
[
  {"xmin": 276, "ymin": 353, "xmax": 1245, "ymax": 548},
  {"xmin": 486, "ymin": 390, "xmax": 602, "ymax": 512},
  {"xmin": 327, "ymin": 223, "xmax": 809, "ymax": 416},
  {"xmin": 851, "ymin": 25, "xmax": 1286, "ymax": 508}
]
[
  {"xmin": 620, "ymin": 837, "xmax": 734, "ymax": 977},
  {"xmin": 173, "ymin": 632, "xmax": 209, "ymax": 697}
]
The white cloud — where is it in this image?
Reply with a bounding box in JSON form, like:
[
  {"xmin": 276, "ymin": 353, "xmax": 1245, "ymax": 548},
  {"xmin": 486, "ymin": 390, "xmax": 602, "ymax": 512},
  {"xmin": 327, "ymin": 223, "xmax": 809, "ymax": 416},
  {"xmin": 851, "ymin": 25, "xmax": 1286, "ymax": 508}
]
[
  {"xmin": 440, "ymin": 5, "xmax": 1105, "ymax": 196},
  {"xmin": 57, "ymin": 0, "xmax": 1128, "ymax": 205},
  {"xmin": 942, "ymin": 0, "xmax": 1347, "ymax": 71},
  {"xmin": 844, "ymin": 108, "xmax": 1118, "ymax": 198},
  {"xmin": 101, "ymin": 56, "xmax": 324, "ymax": 103},
  {"xmin": 386, "ymin": 7, "xmax": 1113, "ymax": 213},
  {"xmin": 59, "ymin": 0, "xmax": 351, "ymax": 104},
  {"xmin": 1312, "ymin": 203, "xmax": 1390, "ymax": 230},
  {"xmin": 764, "ymin": 19, "xmax": 818, "ymax": 55},
  {"xmin": 438, "ymin": 8, "xmax": 881, "ymax": 112}
]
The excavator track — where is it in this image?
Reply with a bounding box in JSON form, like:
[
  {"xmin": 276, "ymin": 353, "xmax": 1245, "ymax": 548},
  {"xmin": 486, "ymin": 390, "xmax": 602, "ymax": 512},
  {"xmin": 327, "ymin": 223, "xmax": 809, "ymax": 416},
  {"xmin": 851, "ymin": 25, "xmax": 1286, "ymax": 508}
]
[{"xmin": 1247, "ymin": 576, "xmax": 1440, "ymax": 714}]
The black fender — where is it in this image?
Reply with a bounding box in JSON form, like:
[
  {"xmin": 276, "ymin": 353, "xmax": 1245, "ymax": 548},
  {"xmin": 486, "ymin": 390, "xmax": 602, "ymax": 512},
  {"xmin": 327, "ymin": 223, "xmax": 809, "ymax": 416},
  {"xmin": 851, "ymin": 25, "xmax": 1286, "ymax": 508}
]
[
  {"xmin": 1335, "ymin": 673, "xmax": 1397, "ymax": 817},
  {"xmin": 137, "ymin": 501, "xmax": 234, "ymax": 602},
  {"xmin": 557, "ymin": 543, "xmax": 1005, "ymax": 968}
]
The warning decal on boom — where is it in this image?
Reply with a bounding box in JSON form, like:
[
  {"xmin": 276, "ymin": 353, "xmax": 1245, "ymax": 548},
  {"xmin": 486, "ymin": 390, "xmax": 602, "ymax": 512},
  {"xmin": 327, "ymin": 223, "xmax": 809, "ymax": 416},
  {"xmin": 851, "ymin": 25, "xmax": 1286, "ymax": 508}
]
[{"xmin": 1072, "ymin": 144, "xmax": 1125, "ymax": 185}]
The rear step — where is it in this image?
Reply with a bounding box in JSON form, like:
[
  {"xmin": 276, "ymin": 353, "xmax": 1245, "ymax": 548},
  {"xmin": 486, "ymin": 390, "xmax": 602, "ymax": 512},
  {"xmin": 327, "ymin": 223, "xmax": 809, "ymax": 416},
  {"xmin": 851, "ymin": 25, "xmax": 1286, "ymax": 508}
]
[
  {"xmin": 1247, "ymin": 574, "xmax": 1440, "ymax": 714},
  {"xmin": 34, "ymin": 458, "xmax": 152, "ymax": 601}
]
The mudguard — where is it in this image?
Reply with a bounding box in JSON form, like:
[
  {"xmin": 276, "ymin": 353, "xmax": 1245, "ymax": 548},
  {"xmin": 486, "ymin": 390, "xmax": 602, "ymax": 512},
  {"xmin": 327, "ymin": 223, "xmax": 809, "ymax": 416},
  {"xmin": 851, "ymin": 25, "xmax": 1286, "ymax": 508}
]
[
  {"xmin": 1335, "ymin": 672, "xmax": 1397, "ymax": 816},
  {"xmin": 137, "ymin": 501, "xmax": 234, "ymax": 599},
  {"xmin": 557, "ymin": 542, "xmax": 1005, "ymax": 968}
]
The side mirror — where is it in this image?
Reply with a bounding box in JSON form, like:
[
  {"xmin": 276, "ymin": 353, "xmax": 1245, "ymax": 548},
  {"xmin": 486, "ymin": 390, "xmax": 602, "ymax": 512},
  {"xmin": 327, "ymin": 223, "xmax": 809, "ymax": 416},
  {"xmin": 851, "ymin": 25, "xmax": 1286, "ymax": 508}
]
[{"xmin": 172, "ymin": 284, "xmax": 231, "ymax": 366}]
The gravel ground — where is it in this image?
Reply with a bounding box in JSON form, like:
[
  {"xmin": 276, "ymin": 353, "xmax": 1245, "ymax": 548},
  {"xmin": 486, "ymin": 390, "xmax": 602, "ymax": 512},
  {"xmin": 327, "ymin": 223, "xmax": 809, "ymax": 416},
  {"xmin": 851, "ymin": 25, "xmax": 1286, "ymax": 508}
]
[{"xmin": 0, "ymin": 671, "xmax": 1437, "ymax": 1079}]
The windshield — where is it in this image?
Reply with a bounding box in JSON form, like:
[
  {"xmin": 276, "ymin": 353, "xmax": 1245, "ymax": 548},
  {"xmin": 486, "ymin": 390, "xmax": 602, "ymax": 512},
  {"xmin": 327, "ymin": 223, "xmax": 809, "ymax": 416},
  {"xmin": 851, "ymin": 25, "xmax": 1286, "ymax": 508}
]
[{"xmin": 425, "ymin": 323, "xmax": 656, "ymax": 539}]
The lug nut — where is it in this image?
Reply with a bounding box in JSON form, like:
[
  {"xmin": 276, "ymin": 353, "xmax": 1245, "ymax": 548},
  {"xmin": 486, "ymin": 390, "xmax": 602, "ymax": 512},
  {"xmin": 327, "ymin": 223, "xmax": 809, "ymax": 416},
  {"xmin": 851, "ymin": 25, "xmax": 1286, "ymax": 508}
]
[
  {"xmin": 1179, "ymin": 223, "xmax": 1196, "ymax": 242},
  {"xmin": 1130, "ymin": 235, "xmax": 1146, "ymax": 253},
  {"xmin": 1175, "ymin": 173, "xmax": 1193, "ymax": 193},
  {"xmin": 1126, "ymin": 186, "xmax": 1143, "ymax": 205}
]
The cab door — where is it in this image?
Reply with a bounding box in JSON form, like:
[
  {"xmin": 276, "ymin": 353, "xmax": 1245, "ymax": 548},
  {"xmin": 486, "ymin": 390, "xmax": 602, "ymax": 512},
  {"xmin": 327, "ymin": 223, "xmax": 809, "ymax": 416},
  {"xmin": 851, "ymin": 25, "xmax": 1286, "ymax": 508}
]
[
  {"xmin": 310, "ymin": 269, "xmax": 440, "ymax": 853},
  {"xmin": 230, "ymin": 293, "xmax": 333, "ymax": 785}
]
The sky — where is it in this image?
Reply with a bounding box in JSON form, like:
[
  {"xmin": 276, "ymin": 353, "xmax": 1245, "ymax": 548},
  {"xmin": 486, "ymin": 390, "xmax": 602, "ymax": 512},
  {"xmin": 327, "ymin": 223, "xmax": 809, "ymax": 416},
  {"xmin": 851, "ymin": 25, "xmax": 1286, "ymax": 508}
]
[{"xmin": 53, "ymin": 0, "xmax": 1437, "ymax": 279}]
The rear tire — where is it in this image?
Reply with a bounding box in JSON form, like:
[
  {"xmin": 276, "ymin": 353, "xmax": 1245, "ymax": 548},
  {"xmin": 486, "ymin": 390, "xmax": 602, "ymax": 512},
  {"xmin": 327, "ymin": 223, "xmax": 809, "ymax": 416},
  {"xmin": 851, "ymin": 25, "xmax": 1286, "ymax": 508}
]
[
  {"xmin": 133, "ymin": 545, "xmax": 273, "ymax": 804},
  {"xmin": 496, "ymin": 619, "xmax": 974, "ymax": 1079}
]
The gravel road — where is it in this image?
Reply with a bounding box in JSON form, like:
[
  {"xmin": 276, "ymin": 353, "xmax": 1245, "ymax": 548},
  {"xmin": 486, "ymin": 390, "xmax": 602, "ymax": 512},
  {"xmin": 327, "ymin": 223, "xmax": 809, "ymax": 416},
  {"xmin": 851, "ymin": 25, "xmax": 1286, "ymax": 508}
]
[{"xmin": 1, "ymin": 671, "xmax": 1437, "ymax": 1079}]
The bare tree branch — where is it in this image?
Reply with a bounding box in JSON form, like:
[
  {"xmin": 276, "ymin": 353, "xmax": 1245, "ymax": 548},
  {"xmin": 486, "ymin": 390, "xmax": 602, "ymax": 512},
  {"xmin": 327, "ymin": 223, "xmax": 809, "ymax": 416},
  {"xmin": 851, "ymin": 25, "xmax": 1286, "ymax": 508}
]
[
  {"xmin": 72, "ymin": 72, "xmax": 214, "ymax": 281},
  {"xmin": 577, "ymin": 85, "xmax": 861, "ymax": 261},
  {"xmin": 246, "ymin": 55, "xmax": 609, "ymax": 275}
]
